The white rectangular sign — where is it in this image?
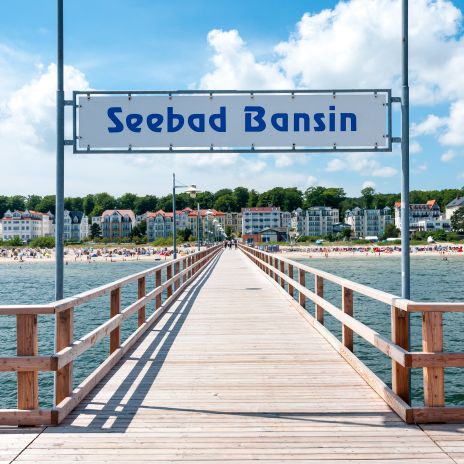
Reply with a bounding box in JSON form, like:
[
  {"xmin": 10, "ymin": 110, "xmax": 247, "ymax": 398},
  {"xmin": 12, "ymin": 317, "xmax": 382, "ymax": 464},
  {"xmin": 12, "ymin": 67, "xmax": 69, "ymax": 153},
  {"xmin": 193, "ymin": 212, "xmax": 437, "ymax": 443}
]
[{"xmin": 75, "ymin": 91, "xmax": 390, "ymax": 153}]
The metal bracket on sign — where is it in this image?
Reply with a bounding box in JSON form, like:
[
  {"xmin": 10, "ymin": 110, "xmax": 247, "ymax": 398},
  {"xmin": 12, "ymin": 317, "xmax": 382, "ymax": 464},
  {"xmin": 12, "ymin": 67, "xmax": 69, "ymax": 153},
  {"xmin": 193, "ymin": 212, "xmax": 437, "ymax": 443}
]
[
  {"xmin": 391, "ymin": 97, "xmax": 401, "ymax": 103},
  {"xmin": 392, "ymin": 137, "xmax": 402, "ymax": 143},
  {"xmin": 64, "ymin": 140, "xmax": 73, "ymax": 145}
]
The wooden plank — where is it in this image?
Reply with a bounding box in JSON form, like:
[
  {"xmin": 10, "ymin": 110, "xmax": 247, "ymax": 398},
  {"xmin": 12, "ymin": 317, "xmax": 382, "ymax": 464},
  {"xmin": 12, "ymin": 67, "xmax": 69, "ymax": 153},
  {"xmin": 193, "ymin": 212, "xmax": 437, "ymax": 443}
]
[
  {"xmin": 0, "ymin": 305, "xmax": 54, "ymax": 316},
  {"xmin": 0, "ymin": 356, "xmax": 54, "ymax": 372},
  {"xmin": 422, "ymin": 312, "xmax": 445, "ymax": 407},
  {"xmin": 109, "ymin": 288, "xmax": 121, "ymax": 354},
  {"xmin": 413, "ymin": 406, "xmax": 464, "ymax": 423},
  {"xmin": 315, "ymin": 275, "xmax": 324, "ymax": 324},
  {"xmin": 410, "ymin": 352, "xmax": 464, "ymax": 368},
  {"xmin": 137, "ymin": 276, "xmax": 146, "ymax": 327},
  {"xmin": 16, "ymin": 314, "xmax": 38, "ymax": 411},
  {"xmin": 0, "ymin": 409, "xmax": 52, "ymax": 426},
  {"xmin": 391, "ymin": 306, "xmax": 410, "ymax": 404},
  {"xmin": 342, "ymin": 287, "xmax": 353, "ymax": 351},
  {"xmin": 55, "ymin": 307, "xmax": 74, "ymax": 405}
]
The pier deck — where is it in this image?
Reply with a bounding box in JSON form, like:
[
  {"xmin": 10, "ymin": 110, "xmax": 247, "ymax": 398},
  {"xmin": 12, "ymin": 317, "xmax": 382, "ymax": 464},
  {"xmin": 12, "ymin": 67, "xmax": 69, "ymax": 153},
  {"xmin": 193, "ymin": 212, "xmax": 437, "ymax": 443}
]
[{"xmin": 4, "ymin": 250, "xmax": 464, "ymax": 463}]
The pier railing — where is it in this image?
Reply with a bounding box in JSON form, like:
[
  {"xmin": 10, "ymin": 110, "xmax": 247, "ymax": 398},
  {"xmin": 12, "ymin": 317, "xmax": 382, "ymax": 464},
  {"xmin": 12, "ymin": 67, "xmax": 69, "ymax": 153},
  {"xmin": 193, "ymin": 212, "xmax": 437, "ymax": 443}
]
[
  {"xmin": 0, "ymin": 245, "xmax": 221, "ymax": 426},
  {"xmin": 240, "ymin": 244, "xmax": 464, "ymax": 424}
]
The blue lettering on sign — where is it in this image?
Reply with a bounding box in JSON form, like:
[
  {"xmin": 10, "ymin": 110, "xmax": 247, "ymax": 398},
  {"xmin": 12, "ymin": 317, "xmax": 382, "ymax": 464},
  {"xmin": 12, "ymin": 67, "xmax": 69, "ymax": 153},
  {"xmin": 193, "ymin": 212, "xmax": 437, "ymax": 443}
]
[{"xmin": 106, "ymin": 105, "xmax": 358, "ymax": 134}]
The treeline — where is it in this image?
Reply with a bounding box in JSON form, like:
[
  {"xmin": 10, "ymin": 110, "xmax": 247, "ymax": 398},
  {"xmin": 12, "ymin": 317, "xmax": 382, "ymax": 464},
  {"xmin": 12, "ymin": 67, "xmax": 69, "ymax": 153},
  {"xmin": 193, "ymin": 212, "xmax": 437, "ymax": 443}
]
[{"xmin": 1, "ymin": 186, "xmax": 463, "ymax": 219}]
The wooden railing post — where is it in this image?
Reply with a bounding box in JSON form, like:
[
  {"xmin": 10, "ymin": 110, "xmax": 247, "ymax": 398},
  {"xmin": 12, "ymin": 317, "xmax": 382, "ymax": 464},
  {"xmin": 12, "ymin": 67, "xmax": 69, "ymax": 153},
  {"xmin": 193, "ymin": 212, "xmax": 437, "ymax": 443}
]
[
  {"xmin": 138, "ymin": 276, "xmax": 146, "ymax": 327},
  {"xmin": 391, "ymin": 306, "xmax": 410, "ymax": 404},
  {"xmin": 174, "ymin": 262, "xmax": 180, "ymax": 291},
  {"xmin": 110, "ymin": 288, "xmax": 120, "ymax": 354},
  {"xmin": 55, "ymin": 308, "xmax": 74, "ymax": 405},
  {"xmin": 273, "ymin": 257, "xmax": 278, "ymax": 282},
  {"xmin": 279, "ymin": 260, "xmax": 285, "ymax": 288},
  {"xmin": 342, "ymin": 287, "xmax": 353, "ymax": 352},
  {"xmin": 17, "ymin": 315, "xmax": 38, "ymax": 410},
  {"xmin": 155, "ymin": 269, "xmax": 162, "ymax": 309},
  {"xmin": 422, "ymin": 312, "xmax": 444, "ymax": 407},
  {"xmin": 298, "ymin": 269, "xmax": 306, "ymax": 309},
  {"xmin": 288, "ymin": 264, "xmax": 294, "ymax": 298},
  {"xmin": 315, "ymin": 276, "xmax": 324, "ymax": 324},
  {"xmin": 167, "ymin": 264, "xmax": 173, "ymax": 298}
]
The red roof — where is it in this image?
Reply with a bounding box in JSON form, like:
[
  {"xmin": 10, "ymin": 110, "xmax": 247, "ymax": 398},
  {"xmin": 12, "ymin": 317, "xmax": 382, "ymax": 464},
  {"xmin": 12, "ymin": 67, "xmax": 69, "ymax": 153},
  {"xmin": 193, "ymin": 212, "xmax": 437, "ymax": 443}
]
[
  {"xmin": 241, "ymin": 207, "xmax": 280, "ymax": 212},
  {"xmin": 102, "ymin": 209, "xmax": 136, "ymax": 222},
  {"xmin": 187, "ymin": 208, "xmax": 225, "ymax": 217}
]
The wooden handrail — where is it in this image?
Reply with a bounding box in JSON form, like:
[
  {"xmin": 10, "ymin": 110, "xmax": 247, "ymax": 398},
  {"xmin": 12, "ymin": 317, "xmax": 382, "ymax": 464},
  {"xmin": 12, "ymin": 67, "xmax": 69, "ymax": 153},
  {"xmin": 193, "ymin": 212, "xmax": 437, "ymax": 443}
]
[
  {"xmin": 0, "ymin": 245, "xmax": 222, "ymax": 426},
  {"xmin": 240, "ymin": 244, "xmax": 464, "ymax": 424}
]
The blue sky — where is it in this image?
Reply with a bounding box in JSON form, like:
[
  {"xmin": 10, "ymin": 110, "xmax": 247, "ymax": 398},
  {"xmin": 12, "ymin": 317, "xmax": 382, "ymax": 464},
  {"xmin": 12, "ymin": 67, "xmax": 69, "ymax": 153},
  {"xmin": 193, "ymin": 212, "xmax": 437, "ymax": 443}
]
[{"xmin": 1, "ymin": 0, "xmax": 464, "ymax": 198}]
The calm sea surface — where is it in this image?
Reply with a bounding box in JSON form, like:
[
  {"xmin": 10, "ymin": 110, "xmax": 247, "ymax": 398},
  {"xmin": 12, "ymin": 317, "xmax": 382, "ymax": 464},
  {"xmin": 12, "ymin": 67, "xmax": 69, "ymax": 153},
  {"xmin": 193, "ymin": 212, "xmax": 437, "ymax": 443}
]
[{"xmin": 0, "ymin": 255, "xmax": 463, "ymax": 408}]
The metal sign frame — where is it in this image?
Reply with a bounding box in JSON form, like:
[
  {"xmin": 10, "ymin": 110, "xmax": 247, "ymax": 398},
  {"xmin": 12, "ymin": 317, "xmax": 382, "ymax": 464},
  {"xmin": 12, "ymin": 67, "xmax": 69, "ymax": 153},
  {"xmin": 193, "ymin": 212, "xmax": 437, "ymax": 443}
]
[{"xmin": 72, "ymin": 89, "xmax": 393, "ymax": 154}]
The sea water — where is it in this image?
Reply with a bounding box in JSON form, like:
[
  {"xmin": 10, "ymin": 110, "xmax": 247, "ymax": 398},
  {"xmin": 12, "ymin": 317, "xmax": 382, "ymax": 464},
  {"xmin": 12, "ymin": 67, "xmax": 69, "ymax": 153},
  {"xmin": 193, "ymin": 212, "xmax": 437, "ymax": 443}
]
[{"xmin": 0, "ymin": 255, "xmax": 463, "ymax": 408}]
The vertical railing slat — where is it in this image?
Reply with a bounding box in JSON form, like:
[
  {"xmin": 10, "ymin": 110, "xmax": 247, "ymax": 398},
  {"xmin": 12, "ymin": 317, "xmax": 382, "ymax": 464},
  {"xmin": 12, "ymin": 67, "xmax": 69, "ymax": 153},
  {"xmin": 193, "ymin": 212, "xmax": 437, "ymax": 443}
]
[
  {"xmin": 422, "ymin": 311, "xmax": 444, "ymax": 407},
  {"xmin": 298, "ymin": 269, "xmax": 306, "ymax": 309},
  {"xmin": 138, "ymin": 276, "xmax": 146, "ymax": 327},
  {"xmin": 391, "ymin": 306, "xmax": 410, "ymax": 404},
  {"xmin": 55, "ymin": 307, "xmax": 74, "ymax": 405},
  {"xmin": 315, "ymin": 275, "xmax": 324, "ymax": 324},
  {"xmin": 342, "ymin": 287, "xmax": 353, "ymax": 352},
  {"xmin": 110, "ymin": 288, "xmax": 120, "ymax": 354},
  {"xmin": 288, "ymin": 264, "xmax": 294, "ymax": 298},
  {"xmin": 17, "ymin": 314, "xmax": 38, "ymax": 410}
]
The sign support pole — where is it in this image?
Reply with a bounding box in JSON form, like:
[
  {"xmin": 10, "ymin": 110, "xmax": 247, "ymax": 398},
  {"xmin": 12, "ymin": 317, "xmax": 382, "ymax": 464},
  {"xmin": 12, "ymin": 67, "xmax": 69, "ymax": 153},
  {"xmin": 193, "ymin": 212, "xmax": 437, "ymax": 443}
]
[
  {"xmin": 55, "ymin": 0, "xmax": 65, "ymax": 301},
  {"xmin": 401, "ymin": 0, "xmax": 410, "ymax": 301},
  {"xmin": 401, "ymin": 0, "xmax": 411, "ymax": 404}
]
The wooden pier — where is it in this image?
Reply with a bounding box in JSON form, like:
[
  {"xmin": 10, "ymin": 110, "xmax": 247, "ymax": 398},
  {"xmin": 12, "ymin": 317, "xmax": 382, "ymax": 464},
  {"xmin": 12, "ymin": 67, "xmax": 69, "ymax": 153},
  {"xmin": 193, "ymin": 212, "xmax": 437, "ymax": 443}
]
[{"xmin": 1, "ymin": 247, "xmax": 464, "ymax": 463}]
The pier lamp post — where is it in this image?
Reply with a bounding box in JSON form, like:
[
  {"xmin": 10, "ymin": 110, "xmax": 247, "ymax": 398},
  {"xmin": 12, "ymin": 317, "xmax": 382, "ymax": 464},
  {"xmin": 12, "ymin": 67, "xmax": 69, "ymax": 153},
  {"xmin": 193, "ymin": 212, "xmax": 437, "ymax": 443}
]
[
  {"xmin": 206, "ymin": 210, "xmax": 213, "ymax": 246},
  {"xmin": 172, "ymin": 173, "xmax": 200, "ymax": 259}
]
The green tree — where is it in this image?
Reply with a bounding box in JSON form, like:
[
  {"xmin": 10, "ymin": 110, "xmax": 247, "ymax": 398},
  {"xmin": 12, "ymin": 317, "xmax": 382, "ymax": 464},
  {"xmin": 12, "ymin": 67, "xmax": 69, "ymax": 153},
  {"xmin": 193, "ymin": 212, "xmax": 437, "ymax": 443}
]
[
  {"xmin": 91, "ymin": 193, "xmax": 116, "ymax": 216},
  {"xmin": 7, "ymin": 236, "xmax": 23, "ymax": 246},
  {"xmin": 383, "ymin": 223, "xmax": 400, "ymax": 239},
  {"xmin": 0, "ymin": 196, "xmax": 9, "ymax": 217},
  {"xmin": 90, "ymin": 223, "xmax": 102, "ymax": 239},
  {"xmin": 451, "ymin": 206, "xmax": 464, "ymax": 232},
  {"xmin": 361, "ymin": 187, "xmax": 376, "ymax": 209},
  {"xmin": 233, "ymin": 187, "xmax": 249, "ymax": 210},
  {"xmin": 134, "ymin": 195, "xmax": 158, "ymax": 214},
  {"xmin": 83, "ymin": 194, "xmax": 95, "ymax": 216},
  {"xmin": 26, "ymin": 195, "xmax": 42, "ymax": 211},
  {"xmin": 246, "ymin": 189, "xmax": 259, "ymax": 207},
  {"xmin": 8, "ymin": 195, "xmax": 26, "ymax": 211},
  {"xmin": 303, "ymin": 187, "xmax": 346, "ymax": 209},
  {"xmin": 117, "ymin": 193, "xmax": 138, "ymax": 210},
  {"xmin": 36, "ymin": 195, "xmax": 55, "ymax": 214},
  {"xmin": 214, "ymin": 194, "xmax": 238, "ymax": 212},
  {"xmin": 181, "ymin": 228, "xmax": 193, "ymax": 241},
  {"xmin": 130, "ymin": 220, "xmax": 147, "ymax": 240},
  {"xmin": 30, "ymin": 236, "xmax": 55, "ymax": 248}
]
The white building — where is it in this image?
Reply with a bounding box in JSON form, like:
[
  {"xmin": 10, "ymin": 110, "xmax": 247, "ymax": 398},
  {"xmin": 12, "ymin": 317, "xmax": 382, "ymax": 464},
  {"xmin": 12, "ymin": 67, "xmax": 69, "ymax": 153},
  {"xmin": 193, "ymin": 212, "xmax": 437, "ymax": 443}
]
[
  {"xmin": 1, "ymin": 210, "xmax": 53, "ymax": 242},
  {"xmin": 241, "ymin": 207, "xmax": 281, "ymax": 235},
  {"xmin": 345, "ymin": 207, "xmax": 393, "ymax": 239},
  {"xmin": 64, "ymin": 210, "xmax": 89, "ymax": 242},
  {"xmin": 280, "ymin": 211, "xmax": 292, "ymax": 229},
  {"xmin": 100, "ymin": 209, "xmax": 136, "ymax": 240},
  {"xmin": 146, "ymin": 210, "xmax": 174, "ymax": 241},
  {"xmin": 291, "ymin": 207, "xmax": 339, "ymax": 237},
  {"xmin": 394, "ymin": 200, "xmax": 450, "ymax": 232},
  {"xmin": 446, "ymin": 197, "xmax": 464, "ymax": 220},
  {"xmin": 224, "ymin": 212, "xmax": 242, "ymax": 235}
]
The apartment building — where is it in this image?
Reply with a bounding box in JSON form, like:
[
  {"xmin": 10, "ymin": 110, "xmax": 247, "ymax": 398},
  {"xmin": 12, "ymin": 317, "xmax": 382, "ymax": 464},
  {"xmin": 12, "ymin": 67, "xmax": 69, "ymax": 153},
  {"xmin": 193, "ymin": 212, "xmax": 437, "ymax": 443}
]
[
  {"xmin": 99, "ymin": 209, "xmax": 136, "ymax": 240},
  {"xmin": 291, "ymin": 207, "xmax": 339, "ymax": 237},
  {"xmin": 64, "ymin": 210, "xmax": 89, "ymax": 242},
  {"xmin": 187, "ymin": 209, "xmax": 225, "ymax": 240},
  {"xmin": 446, "ymin": 197, "xmax": 464, "ymax": 220},
  {"xmin": 1, "ymin": 209, "xmax": 53, "ymax": 242},
  {"xmin": 224, "ymin": 211, "xmax": 242, "ymax": 235},
  {"xmin": 394, "ymin": 200, "xmax": 450, "ymax": 232},
  {"xmin": 345, "ymin": 207, "xmax": 393, "ymax": 238},
  {"xmin": 241, "ymin": 207, "xmax": 281, "ymax": 235}
]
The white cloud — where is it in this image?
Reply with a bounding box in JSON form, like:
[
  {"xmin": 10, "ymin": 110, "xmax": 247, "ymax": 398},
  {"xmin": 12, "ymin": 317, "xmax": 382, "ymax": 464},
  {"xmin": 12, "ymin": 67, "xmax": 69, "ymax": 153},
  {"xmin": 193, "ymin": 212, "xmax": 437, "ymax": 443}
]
[
  {"xmin": 362, "ymin": 180, "xmax": 376, "ymax": 189},
  {"xmin": 410, "ymin": 141, "xmax": 422, "ymax": 154},
  {"xmin": 441, "ymin": 150, "xmax": 456, "ymax": 162},
  {"xmin": 458, "ymin": 172, "xmax": 464, "ymax": 180},
  {"xmin": 200, "ymin": 29, "xmax": 292, "ymax": 90},
  {"xmin": 306, "ymin": 176, "xmax": 318, "ymax": 187},
  {"xmin": 440, "ymin": 100, "xmax": 464, "ymax": 145},
  {"xmin": 326, "ymin": 153, "xmax": 398, "ymax": 177},
  {"xmin": 411, "ymin": 114, "xmax": 447, "ymax": 137}
]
